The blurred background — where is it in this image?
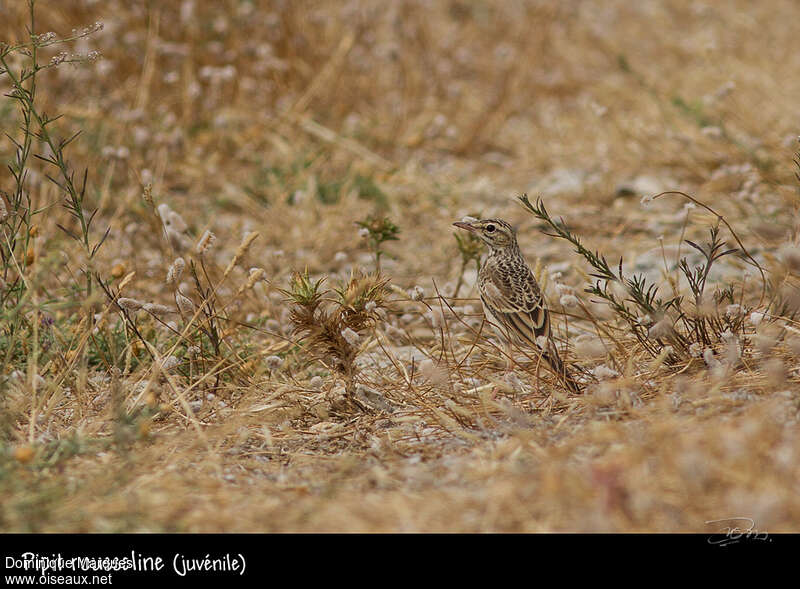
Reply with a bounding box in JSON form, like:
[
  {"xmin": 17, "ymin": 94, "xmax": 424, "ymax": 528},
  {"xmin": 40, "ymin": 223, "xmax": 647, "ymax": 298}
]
[{"xmin": 2, "ymin": 0, "xmax": 799, "ymax": 283}]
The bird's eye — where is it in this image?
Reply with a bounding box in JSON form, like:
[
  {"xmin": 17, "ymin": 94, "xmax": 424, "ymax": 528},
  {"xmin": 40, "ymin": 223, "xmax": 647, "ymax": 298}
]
[{"xmin": 486, "ymin": 224, "xmax": 496, "ymax": 233}]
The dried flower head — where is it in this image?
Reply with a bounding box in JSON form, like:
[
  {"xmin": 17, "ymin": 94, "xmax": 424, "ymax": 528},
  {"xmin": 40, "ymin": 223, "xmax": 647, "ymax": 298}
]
[
  {"xmin": 160, "ymin": 356, "xmax": 180, "ymax": 372},
  {"xmin": 246, "ymin": 267, "xmax": 265, "ymax": 289},
  {"xmin": 725, "ymin": 304, "xmax": 742, "ymax": 317},
  {"xmin": 157, "ymin": 204, "xmax": 188, "ymax": 233},
  {"xmin": 409, "ymin": 285, "xmax": 425, "ymax": 301},
  {"xmin": 117, "ymin": 297, "xmax": 144, "ymax": 311},
  {"xmin": 166, "ymin": 257, "xmax": 185, "ymax": 285},
  {"xmin": 265, "ymin": 355, "xmax": 283, "ymax": 371},
  {"xmin": 560, "ymin": 294, "xmax": 579, "ymax": 308},
  {"xmin": 341, "ymin": 327, "xmax": 360, "ymax": 346},
  {"xmin": 49, "ymin": 51, "xmax": 68, "ymax": 66},
  {"xmin": 592, "ymin": 365, "xmax": 619, "ymax": 380},
  {"xmin": 142, "ymin": 183, "xmax": 154, "ymax": 207},
  {"xmin": 574, "ymin": 335, "xmax": 606, "ymax": 358},
  {"xmin": 176, "ymin": 292, "xmax": 194, "ymax": 315},
  {"xmin": 648, "ymin": 318, "xmax": 673, "ymax": 340},
  {"xmin": 143, "ymin": 302, "xmax": 173, "ymax": 316},
  {"xmin": 196, "ymin": 230, "xmax": 216, "ymax": 255}
]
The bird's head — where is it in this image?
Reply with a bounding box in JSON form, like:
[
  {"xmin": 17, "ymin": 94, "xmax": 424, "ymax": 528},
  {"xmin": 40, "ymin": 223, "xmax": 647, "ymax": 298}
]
[{"xmin": 452, "ymin": 218, "xmax": 517, "ymax": 252}]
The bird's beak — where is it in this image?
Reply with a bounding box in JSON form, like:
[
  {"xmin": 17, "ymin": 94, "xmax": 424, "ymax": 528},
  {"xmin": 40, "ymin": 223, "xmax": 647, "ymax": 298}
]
[{"xmin": 453, "ymin": 221, "xmax": 477, "ymax": 233}]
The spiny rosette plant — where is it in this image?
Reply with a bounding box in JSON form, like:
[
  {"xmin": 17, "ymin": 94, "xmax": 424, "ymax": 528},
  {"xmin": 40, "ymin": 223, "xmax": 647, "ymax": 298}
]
[{"xmin": 283, "ymin": 268, "xmax": 390, "ymax": 412}]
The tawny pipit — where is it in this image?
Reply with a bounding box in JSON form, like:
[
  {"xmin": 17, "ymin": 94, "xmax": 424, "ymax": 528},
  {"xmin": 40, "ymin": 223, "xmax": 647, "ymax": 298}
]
[{"xmin": 453, "ymin": 218, "xmax": 580, "ymax": 393}]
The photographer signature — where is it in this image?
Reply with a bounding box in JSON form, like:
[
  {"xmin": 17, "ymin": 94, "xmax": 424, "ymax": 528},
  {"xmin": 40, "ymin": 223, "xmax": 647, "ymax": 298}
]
[{"xmin": 705, "ymin": 517, "xmax": 771, "ymax": 546}]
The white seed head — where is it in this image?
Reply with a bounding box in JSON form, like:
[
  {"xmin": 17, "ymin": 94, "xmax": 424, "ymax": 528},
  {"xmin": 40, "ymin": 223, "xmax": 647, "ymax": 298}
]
[
  {"xmin": 36, "ymin": 31, "xmax": 57, "ymax": 44},
  {"xmin": 156, "ymin": 203, "xmax": 170, "ymax": 221},
  {"xmin": 559, "ymin": 294, "xmax": 579, "ymax": 308},
  {"xmin": 196, "ymin": 230, "xmax": 216, "ymax": 255},
  {"xmin": 703, "ymin": 348, "xmax": 717, "ymax": 367},
  {"xmin": 176, "ymin": 292, "xmax": 194, "ymax": 315},
  {"xmin": 725, "ymin": 304, "xmax": 742, "ymax": 317},
  {"xmin": 409, "ymin": 285, "xmax": 425, "ymax": 301},
  {"xmin": 610, "ymin": 280, "xmax": 629, "ymax": 301},
  {"xmin": 419, "ymin": 359, "xmax": 449, "ymax": 386},
  {"xmin": 725, "ymin": 341, "xmax": 742, "ymax": 365},
  {"xmin": 143, "ymin": 302, "xmax": 173, "ymax": 316},
  {"xmin": 341, "ymin": 327, "xmax": 360, "ymax": 346},
  {"xmin": 555, "ymin": 283, "xmax": 573, "ymax": 295},
  {"xmin": 574, "ymin": 335, "xmax": 606, "ymax": 359},
  {"xmin": 592, "ymin": 365, "xmax": 619, "ymax": 380},
  {"xmin": 166, "ymin": 257, "xmax": 185, "ymax": 285},
  {"xmin": 117, "ymin": 297, "xmax": 144, "ymax": 311},
  {"xmin": 165, "ymin": 210, "xmax": 188, "ymax": 233},
  {"xmin": 265, "ymin": 355, "xmax": 283, "ymax": 371},
  {"xmin": 426, "ymin": 308, "xmax": 444, "ymax": 329},
  {"xmin": 385, "ymin": 325, "xmax": 406, "ymax": 341},
  {"xmin": 50, "ymin": 51, "xmax": 68, "ymax": 66},
  {"xmin": 648, "ymin": 318, "xmax": 672, "ymax": 340},
  {"xmin": 160, "ymin": 356, "xmax": 180, "ymax": 372},
  {"xmin": 246, "ymin": 267, "xmax": 265, "ymax": 289}
]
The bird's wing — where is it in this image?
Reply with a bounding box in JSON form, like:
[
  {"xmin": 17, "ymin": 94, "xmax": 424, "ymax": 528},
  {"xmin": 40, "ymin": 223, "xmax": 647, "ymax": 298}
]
[
  {"xmin": 481, "ymin": 260, "xmax": 580, "ymax": 392},
  {"xmin": 480, "ymin": 263, "xmax": 550, "ymax": 349}
]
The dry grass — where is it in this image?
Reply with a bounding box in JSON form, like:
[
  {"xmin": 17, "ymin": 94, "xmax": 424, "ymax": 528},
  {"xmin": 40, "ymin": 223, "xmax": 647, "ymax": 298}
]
[{"xmin": 2, "ymin": 0, "xmax": 800, "ymax": 533}]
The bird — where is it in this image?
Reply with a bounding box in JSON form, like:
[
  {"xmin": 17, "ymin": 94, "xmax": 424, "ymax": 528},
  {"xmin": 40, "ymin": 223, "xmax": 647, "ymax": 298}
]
[{"xmin": 453, "ymin": 218, "xmax": 581, "ymax": 393}]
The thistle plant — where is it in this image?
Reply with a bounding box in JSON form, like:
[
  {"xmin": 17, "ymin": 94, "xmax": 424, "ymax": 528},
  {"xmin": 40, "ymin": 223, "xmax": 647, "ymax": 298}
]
[
  {"xmin": 282, "ymin": 268, "xmax": 389, "ymax": 411},
  {"xmin": 355, "ymin": 215, "xmax": 400, "ymax": 273}
]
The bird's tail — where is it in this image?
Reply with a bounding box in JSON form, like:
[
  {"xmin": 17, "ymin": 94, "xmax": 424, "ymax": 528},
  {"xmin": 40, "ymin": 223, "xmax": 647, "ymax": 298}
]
[{"xmin": 542, "ymin": 342, "xmax": 582, "ymax": 394}]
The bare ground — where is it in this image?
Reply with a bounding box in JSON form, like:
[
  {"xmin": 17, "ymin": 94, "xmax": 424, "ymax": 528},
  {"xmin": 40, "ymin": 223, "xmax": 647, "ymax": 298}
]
[{"xmin": 1, "ymin": 0, "xmax": 800, "ymax": 532}]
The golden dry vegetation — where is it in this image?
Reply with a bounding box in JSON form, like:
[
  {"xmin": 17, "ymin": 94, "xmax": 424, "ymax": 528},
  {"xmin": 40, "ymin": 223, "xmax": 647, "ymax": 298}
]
[{"xmin": 1, "ymin": 0, "xmax": 800, "ymax": 532}]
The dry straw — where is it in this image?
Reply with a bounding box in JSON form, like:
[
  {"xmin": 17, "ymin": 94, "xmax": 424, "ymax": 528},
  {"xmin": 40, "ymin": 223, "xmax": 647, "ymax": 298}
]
[{"xmin": 3, "ymin": 0, "xmax": 800, "ymax": 534}]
